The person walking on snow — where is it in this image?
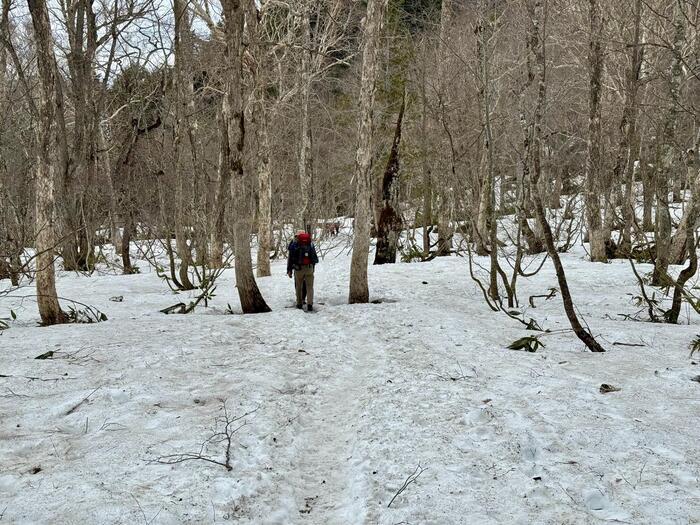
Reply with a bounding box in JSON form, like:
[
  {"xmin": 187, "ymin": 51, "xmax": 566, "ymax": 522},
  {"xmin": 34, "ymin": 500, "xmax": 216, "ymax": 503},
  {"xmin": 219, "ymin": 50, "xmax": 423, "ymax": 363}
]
[{"xmin": 287, "ymin": 231, "xmax": 319, "ymax": 311}]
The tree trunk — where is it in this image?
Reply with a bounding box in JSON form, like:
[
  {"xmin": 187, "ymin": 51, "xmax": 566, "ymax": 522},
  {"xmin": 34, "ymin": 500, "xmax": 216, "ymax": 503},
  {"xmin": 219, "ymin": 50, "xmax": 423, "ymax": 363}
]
[
  {"xmin": 297, "ymin": 4, "xmax": 313, "ymax": 231},
  {"xmin": 374, "ymin": 89, "xmax": 405, "ymax": 265},
  {"xmin": 222, "ymin": 0, "xmax": 270, "ymax": 313},
  {"xmin": 435, "ymin": 0, "xmax": 454, "ymax": 257},
  {"xmin": 420, "ymin": 39, "xmax": 432, "ymax": 257},
  {"xmin": 653, "ymin": 0, "xmax": 684, "ymax": 285},
  {"xmin": 615, "ymin": 0, "xmax": 644, "ymax": 257},
  {"xmin": 642, "ymin": 156, "xmax": 654, "ymax": 232},
  {"xmin": 476, "ymin": 3, "xmax": 499, "ymax": 300},
  {"xmin": 255, "ymin": 109, "xmax": 273, "ymax": 277},
  {"xmin": 173, "ymin": 0, "xmax": 195, "ymax": 290},
  {"xmin": 247, "ymin": 2, "xmax": 273, "ymax": 278},
  {"xmin": 27, "ymin": 0, "xmax": 67, "ymax": 325},
  {"xmin": 669, "ymin": 151, "xmax": 700, "ymax": 263},
  {"xmin": 210, "ymin": 110, "xmax": 231, "ymax": 268},
  {"xmin": 348, "ymin": 0, "xmax": 388, "ymax": 304},
  {"xmin": 527, "ymin": 0, "xmax": 604, "ymax": 352},
  {"xmin": 584, "ymin": 0, "xmax": 608, "ymax": 263}
]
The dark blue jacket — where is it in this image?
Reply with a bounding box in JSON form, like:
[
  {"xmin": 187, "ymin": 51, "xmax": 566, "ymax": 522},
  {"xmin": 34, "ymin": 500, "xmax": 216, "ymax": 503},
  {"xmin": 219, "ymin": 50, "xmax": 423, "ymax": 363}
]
[{"xmin": 287, "ymin": 241, "xmax": 319, "ymax": 273}]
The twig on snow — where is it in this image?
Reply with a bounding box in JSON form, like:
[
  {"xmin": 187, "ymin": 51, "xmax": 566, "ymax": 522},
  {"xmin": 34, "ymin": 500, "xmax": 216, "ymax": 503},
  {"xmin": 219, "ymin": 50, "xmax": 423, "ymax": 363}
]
[
  {"xmin": 131, "ymin": 494, "xmax": 161, "ymax": 525},
  {"xmin": 0, "ymin": 374, "xmax": 76, "ymax": 382},
  {"xmin": 387, "ymin": 463, "xmax": 427, "ymax": 508},
  {"xmin": 150, "ymin": 402, "xmax": 258, "ymax": 471},
  {"xmin": 65, "ymin": 386, "xmax": 102, "ymax": 415}
]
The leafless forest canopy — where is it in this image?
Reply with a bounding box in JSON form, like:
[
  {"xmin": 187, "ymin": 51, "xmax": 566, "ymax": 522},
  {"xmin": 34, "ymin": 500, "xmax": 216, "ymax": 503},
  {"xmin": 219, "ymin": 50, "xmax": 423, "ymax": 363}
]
[{"xmin": 0, "ymin": 0, "xmax": 699, "ymax": 345}]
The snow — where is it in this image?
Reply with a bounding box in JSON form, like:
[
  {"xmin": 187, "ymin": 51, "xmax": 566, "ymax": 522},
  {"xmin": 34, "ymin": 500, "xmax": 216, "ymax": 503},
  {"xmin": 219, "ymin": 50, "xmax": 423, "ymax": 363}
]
[{"xmin": 1, "ymin": 242, "xmax": 699, "ymax": 524}]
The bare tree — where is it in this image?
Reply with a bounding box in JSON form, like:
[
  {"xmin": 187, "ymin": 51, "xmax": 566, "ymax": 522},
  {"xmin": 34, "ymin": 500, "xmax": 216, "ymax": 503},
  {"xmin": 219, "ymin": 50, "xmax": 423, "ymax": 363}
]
[
  {"xmin": 584, "ymin": 0, "xmax": 608, "ymax": 263},
  {"xmin": 27, "ymin": 0, "xmax": 67, "ymax": 325},
  {"xmin": 221, "ymin": 0, "xmax": 271, "ymax": 313},
  {"xmin": 348, "ymin": 0, "xmax": 389, "ymax": 304},
  {"xmin": 526, "ymin": 0, "xmax": 605, "ymax": 353}
]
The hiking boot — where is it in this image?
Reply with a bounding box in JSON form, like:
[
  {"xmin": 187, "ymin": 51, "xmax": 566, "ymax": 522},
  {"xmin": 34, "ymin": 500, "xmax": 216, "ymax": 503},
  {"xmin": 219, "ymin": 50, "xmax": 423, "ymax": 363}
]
[
  {"xmin": 296, "ymin": 304, "xmax": 303, "ymax": 309},
  {"xmin": 306, "ymin": 304, "xmax": 313, "ymax": 312}
]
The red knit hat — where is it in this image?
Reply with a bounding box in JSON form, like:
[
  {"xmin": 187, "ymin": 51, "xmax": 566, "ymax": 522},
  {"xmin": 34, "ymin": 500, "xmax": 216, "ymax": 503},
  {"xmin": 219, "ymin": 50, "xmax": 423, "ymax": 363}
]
[{"xmin": 298, "ymin": 232, "xmax": 311, "ymax": 244}]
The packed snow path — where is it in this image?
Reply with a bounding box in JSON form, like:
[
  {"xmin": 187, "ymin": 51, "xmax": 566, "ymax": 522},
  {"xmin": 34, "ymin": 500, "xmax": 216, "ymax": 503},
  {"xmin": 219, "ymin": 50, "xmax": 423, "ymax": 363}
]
[{"xmin": 1, "ymin": 248, "xmax": 699, "ymax": 524}]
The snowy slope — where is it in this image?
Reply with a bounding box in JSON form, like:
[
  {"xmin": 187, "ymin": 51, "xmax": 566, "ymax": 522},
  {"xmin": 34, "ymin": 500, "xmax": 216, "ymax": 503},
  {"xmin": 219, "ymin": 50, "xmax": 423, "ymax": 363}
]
[{"xmin": 1, "ymin": 245, "xmax": 699, "ymax": 524}]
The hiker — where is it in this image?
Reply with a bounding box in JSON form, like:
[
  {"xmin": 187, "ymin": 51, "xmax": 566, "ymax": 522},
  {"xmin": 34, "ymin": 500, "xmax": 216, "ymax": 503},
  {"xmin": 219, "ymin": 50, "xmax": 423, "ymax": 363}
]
[{"xmin": 287, "ymin": 231, "xmax": 319, "ymax": 311}]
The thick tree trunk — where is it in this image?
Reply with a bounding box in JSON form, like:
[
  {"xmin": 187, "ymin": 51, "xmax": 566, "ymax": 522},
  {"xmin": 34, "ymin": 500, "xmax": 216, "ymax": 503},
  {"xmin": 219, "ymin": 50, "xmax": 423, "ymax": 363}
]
[
  {"xmin": 374, "ymin": 90, "xmax": 405, "ymax": 265},
  {"xmin": 222, "ymin": 0, "xmax": 270, "ymax": 313},
  {"xmin": 349, "ymin": 0, "xmax": 388, "ymax": 303},
  {"xmin": 27, "ymin": 0, "xmax": 67, "ymax": 325},
  {"xmin": 584, "ymin": 0, "xmax": 608, "ymax": 263}
]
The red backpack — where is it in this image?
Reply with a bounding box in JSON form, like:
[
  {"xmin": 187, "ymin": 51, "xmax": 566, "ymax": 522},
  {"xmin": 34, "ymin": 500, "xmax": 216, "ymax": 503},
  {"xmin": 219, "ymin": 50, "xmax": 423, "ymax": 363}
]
[{"xmin": 297, "ymin": 233, "xmax": 312, "ymax": 265}]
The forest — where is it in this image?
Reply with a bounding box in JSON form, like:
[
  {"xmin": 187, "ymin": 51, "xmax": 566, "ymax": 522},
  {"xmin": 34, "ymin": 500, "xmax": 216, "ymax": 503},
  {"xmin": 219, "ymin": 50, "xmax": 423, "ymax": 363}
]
[{"xmin": 0, "ymin": 0, "xmax": 699, "ymax": 523}]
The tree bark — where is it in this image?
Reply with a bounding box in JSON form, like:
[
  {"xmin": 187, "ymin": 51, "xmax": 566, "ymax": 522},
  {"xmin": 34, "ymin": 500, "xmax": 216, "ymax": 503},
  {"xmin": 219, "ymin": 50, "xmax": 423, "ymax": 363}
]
[
  {"xmin": 27, "ymin": 0, "xmax": 67, "ymax": 325},
  {"xmin": 247, "ymin": 1, "xmax": 273, "ymax": 277},
  {"xmin": 222, "ymin": 0, "xmax": 270, "ymax": 313},
  {"xmin": 297, "ymin": 3, "xmax": 313, "ymax": 231},
  {"xmin": 476, "ymin": 2, "xmax": 499, "ymax": 300},
  {"xmin": 374, "ymin": 90, "xmax": 405, "ymax": 265},
  {"xmin": 435, "ymin": 0, "xmax": 454, "ymax": 256},
  {"xmin": 584, "ymin": 0, "xmax": 608, "ymax": 262},
  {"xmin": 173, "ymin": 0, "xmax": 196, "ymax": 290},
  {"xmin": 349, "ymin": 0, "xmax": 388, "ymax": 303},
  {"xmin": 420, "ymin": 40, "xmax": 432, "ymax": 257},
  {"xmin": 615, "ymin": 0, "xmax": 644, "ymax": 257},
  {"xmin": 652, "ymin": 0, "xmax": 684, "ymax": 285}
]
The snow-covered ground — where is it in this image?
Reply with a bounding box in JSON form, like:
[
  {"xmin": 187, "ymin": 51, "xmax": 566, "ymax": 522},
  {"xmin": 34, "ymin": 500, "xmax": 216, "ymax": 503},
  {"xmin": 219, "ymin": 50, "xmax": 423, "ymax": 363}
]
[{"xmin": 1, "ymin": 242, "xmax": 699, "ymax": 524}]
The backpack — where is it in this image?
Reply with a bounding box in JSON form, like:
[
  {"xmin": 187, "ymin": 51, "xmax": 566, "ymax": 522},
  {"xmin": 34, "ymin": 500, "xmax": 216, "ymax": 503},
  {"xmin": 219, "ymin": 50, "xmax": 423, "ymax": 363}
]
[{"xmin": 297, "ymin": 233, "xmax": 312, "ymax": 265}]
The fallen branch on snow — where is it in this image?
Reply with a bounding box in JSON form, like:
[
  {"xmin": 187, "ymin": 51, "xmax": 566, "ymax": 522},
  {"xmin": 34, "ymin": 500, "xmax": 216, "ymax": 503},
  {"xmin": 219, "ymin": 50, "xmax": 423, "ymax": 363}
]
[
  {"xmin": 149, "ymin": 402, "xmax": 258, "ymax": 472},
  {"xmin": 387, "ymin": 463, "xmax": 427, "ymax": 508}
]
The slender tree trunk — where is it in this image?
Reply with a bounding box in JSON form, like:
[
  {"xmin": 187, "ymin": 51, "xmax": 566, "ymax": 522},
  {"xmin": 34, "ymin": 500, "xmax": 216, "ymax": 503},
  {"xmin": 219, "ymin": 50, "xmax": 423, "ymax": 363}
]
[
  {"xmin": 27, "ymin": 0, "xmax": 67, "ymax": 325},
  {"xmin": 98, "ymin": 124, "xmax": 122, "ymax": 255},
  {"xmin": 642, "ymin": 152, "xmax": 654, "ymax": 232},
  {"xmin": 349, "ymin": 0, "xmax": 388, "ymax": 303},
  {"xmin": 297, "ymin": 4, "xmax": 313, "ymax": 231},
  {"xmin": 210, "ymin": 110, "xmax": 231, "ymax": 268},
  {"xmin": 584, "ymin": 0, "xmax": 608, "ymax": 262},
  {"xmin": 173, "ymin": 0, "xmax": 195, "ymax": 290},
  {"xmin": 420, "ymin": 39, "xmax": 432, "ymax": 257},
  {"xmin": 435, "ymin": 0, "xmax": 454, "ymax": 256},
  {"xmin": 476, "ymin": 3, "xmax": 499, "ymax": 300},
  {"xmin": 121, "ymin": 211, "xmax": 133, "ymax": 274},
  {"xmin": 527, "ymin": 0, "xmax": 604, "ymax": 352},
  {"xmin": 616, "ymin": 0, "xmax": 644, "ymax": 257},
  {"xmin": 255, "ymin": 108, "xmax": 273, "ymax": 277},
  {"xmin": 222, "ymin": 0, "xmax": 270, "ymax": 313},
  {"xmin": 247, "ymin": 2, "xmax": 273, "ymax": 277},
  {"xmin": 516, "ymin": 10, "xmax": 545, "ymax": 256}
]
